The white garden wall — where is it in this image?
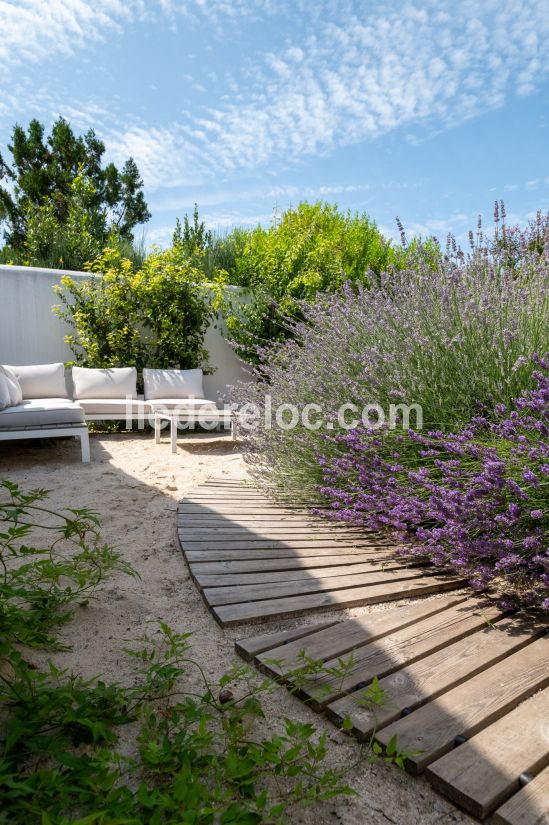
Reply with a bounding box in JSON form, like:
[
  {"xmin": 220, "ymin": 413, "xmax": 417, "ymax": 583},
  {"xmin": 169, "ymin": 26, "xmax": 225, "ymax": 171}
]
[{"xmin": 0, "ymin": 264, "xmax": 251, "ymax": 402}]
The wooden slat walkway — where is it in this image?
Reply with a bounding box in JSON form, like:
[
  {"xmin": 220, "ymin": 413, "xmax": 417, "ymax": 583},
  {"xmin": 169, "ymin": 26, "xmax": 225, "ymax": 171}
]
[
  {"xmin": 177, "ymin": 480, "xmax": 465, "ymax": 626},
  {"xmin": 178, "ymin": 480, "xmax": 549, "ymax": 821},
  {"xmin": 237, "ymin": 601, "xmax": 549, "ymax": 822}
]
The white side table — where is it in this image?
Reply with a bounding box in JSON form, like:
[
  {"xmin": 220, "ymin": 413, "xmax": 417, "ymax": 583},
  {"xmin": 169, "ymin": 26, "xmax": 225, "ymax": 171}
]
[{"xmin": 154, "ymin": 409, "xmax": 236, "ymax": 453}]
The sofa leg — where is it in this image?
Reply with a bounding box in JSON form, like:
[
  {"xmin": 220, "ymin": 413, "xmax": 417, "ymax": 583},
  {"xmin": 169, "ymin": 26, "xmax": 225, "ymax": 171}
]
[{"xmin": 80, "ymin": 429, "xmax": 91, "ymax": 463}]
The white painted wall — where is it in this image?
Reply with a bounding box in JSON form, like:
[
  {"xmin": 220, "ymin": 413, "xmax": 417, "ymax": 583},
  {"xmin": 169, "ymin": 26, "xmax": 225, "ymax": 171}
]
[{"xmin": 0, "ymin": 265, "xmax": 252, "ymax": 402}]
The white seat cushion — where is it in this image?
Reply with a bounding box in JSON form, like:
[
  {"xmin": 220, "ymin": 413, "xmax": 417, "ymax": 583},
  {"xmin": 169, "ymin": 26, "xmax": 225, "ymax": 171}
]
[
  {"xmin": 0, "ymin": 399, "xmax": 85, "ymax": 429},
  {"xmin": 78, "ymin": 399, "xmax": 150, "ymax": 415},
  {"xmin": 7, "ymin": 363, "xmax": 68, "ymax": 399},
  {"xmin": 143, "ymin": 368, "xmax": 205, "ymax": 400},
  {"xmin": 72, "ymin": 367, "xmax": 138, "ymax": 400}
]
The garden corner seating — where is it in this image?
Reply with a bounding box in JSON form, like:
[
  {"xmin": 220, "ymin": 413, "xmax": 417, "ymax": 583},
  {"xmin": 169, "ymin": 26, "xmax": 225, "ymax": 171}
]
[{"xmin": 0, "ymin": 363, "xmax": 221, "ymax": 464}]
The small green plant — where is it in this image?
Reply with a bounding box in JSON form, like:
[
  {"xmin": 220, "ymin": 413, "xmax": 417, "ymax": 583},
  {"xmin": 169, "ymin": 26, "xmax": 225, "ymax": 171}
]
[{"xmin": 0, "ymin": 480, "xmax": 133, "ymax": 648}]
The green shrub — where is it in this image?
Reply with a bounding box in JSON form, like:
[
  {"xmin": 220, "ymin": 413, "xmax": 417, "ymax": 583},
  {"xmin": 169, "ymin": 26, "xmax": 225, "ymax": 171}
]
[
  {"xmin": 219, "ymin": 202, "xmax": 399, "ymax": 361},
  {"xmin": 54, "ymin": 246, "xmax": 214, "ymax": 380}
]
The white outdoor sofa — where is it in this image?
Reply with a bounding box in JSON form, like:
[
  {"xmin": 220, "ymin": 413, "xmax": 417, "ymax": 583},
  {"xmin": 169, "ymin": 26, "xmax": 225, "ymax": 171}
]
[
  {"xmin": 0, "ymin": 363, "xmax": 90, "ymax": 462},
  {"xmin": 0, "ymin": 363, "xmax": 224, "ymax": 463}
]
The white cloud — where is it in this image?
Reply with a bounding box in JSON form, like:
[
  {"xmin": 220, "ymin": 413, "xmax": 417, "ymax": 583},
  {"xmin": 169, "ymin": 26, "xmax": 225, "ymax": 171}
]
[
  {"xmin": 164, "ymin": 0, "xmax": 549, "ymax": 175},
  {"xmin": 0, "ymin": 0, "xmax": 273, "ymax": 77},
  {"xmin": 105, "ymin": 125, "xmax": 210, "ymax": 190},
  {"xmin": 0, "ymin": 0, "xmax": 131, "ymax": 71}
]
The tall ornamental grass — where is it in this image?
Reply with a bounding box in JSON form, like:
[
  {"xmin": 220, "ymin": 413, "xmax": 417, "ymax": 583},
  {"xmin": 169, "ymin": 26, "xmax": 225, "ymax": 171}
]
[{"xmin": 233, "ymin": 211, "xmax": 549, "ymax": 501}]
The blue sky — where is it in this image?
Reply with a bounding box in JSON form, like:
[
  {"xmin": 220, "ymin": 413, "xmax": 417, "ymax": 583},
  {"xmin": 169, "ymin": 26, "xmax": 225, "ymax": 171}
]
[{"xmin": 1, "ymin": 0, "xmax": 548, "ymax": 248}]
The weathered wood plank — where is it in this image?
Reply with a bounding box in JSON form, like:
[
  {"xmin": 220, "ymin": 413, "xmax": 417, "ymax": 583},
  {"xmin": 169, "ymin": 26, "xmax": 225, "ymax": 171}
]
[
  {"xmin": 189, "ymin": 554, "xmax": 404, "ymax": 576},
  {"xmin": 178, "ymin": 517, "xmax": 372, "ymax": 530},
  {"xmin": 213, "ymin": 575, "xmax": 465, "ymax": 625},
  {"xmin": 180, "ymin": 526, "xmax": 372, "ymax": 538},
  {"xmin": 204, "ymin": 567, "xmax": 435, "ymax": 607},
  {"xmin": 375, "ymin": 637, "xmax": 549, "ymax": 775},
  {"xmin": 290, "ymin": 602, "xmax": 504, "ymax": 709},
  {"xmin": 177, "ymin": 514, "xmax": 392, "ymax": 546},
  {"xmin": 235, "ymin": 622, "xmax": 340, "ymax": 661},
  {"xmin": 181, "ymin": 538, "xmax": 386, "ymax": 550},
  {"xmin": 326, "ymin": 614, "xmax": 541, "ymax": 739},
  {"xmin": 492, "ymin": 763, "xmax": 549, "ymax": 825},
  {"xmin": 253, "ymin": 596, "xmax": 465, "ymax": 673},
  {"xmin": 178, "ymin": 505, "xmax": 313, "ymax": 515},
  {"xmin": 426, "ymin": 688, "xmax": 549, "ymax": 819},
  {"xmin": 184, "ymin": 546, "xmax": 397, "ymax": 562},
  {"xmin": 193, "ymin": 559, "xmax": 411, "ymax": 588}
]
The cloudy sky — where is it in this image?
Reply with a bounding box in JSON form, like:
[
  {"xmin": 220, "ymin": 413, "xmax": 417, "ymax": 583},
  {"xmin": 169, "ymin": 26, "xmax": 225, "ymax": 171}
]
[{"xmin": 1, "ymin": 0, "xmax": 548, "ymax": 246}]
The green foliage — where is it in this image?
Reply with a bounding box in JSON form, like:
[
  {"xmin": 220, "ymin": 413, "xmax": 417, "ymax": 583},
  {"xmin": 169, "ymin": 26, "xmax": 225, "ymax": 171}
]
[
  {"xmin": 53, "ymin": 246, "xmax": 214, "ymax": 378},
  {"xmin": 0, "ymin": 480, "xmax": 134, "ymax": 649},
  {"xmin": 21, "ymin": 170, "xmax": 106, "ymax": 270},
  {"xmin": 0, "ymin": 116, "xmax": 150, "ymax": 255},
  {"xmin": 202, "ymin": 227, "xmax": 251, "ymax": 280},
  {"xmin": 220, "ymin": 202, "xmax": 399, "ymax": 360},
  {"xmin": 173, "ymin": 203, "xmax": 213, "ymax": 259},
  {"xmin": 0, "ymin": 481, "xmax": 409, "ymax": 824}
]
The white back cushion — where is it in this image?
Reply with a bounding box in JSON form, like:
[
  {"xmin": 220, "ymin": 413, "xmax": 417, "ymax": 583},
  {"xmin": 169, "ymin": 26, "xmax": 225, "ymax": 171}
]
[
  {"xmin": 0, "ymin": 373, "xmax": 14, "ymax": 409},
  {"xmin": 7, "ymin": 363, "xmax": 68, "ymax": 399},
  {"xmin": 0, "ymin": 365, "xmax": 25, "ymax": 405},
  {"xmin": 143, "ymin": 368, "xmax": 205, "ymax": 400},
  {"xmin": 72, "ymin": 366, "xmax": 138, "ymax": 400}
]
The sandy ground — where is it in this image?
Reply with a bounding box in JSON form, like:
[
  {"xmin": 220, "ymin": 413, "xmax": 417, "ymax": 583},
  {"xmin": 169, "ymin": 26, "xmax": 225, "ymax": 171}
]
[{"xmin": 0, "ymin": 430, "xmax": 474, "ymax": 825}]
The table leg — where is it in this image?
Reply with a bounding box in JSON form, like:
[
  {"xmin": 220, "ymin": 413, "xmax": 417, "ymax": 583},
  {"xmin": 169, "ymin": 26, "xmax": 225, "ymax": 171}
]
[{"xmin": 171, "ymin": 418, "xmax": 178, "ymax": 453}]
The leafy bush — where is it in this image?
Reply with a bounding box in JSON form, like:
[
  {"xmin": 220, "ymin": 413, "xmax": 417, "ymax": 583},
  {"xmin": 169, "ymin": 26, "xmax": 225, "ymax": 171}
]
[
  {"xmin": 54, "ymin": 246, "xmax": 214, "ymax": 379},
  {"xmin": 221, "ymin": 202, "xmax": 399, "ymax": 361},
  {"xmin": 0, "ymin": 481, "xmax": 410, "ymax": 822},
  {"xmin": 317, "ymin": 357, "xmax": 549, "ymax": 609},
  {"xmin": 232, "ymin": 210, "xmax": 549, "ymax": 501},
  {"xmin": 0, "ymin": 480, "xmax": 133, "ymax": 648}
]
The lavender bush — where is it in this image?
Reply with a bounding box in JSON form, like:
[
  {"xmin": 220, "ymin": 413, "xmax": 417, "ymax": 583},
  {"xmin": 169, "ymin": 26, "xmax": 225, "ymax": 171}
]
[
  {"xmin": 317, "ymin": 356, "xmax": 548, "ymax": 609},
  {"xmin": 233, "ymin": 210, "xmax": 549, "ymax": 502}
]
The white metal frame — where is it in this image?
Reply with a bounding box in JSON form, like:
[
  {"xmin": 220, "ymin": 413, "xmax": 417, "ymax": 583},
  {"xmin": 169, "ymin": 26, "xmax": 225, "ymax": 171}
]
[
  {"xmin": 0, "ymin": 424, "xmax": 90, "ymax": 463},
  {"xmin": 154, "ymin": 410, "xmax": 236, "ymax": 453}
]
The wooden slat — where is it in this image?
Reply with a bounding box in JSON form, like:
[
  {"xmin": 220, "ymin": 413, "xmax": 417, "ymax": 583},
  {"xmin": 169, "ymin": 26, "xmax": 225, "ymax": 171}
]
[
  {"xmin": 492, "ymin": 764, "xmax": 549, "ymax": 825},
  {"xmin": 426, "ymin": 688, "xmax": 549, "ymax": 819},
  {"xmin": 177, "ymin": 517, "xmax": 390, "ymax": 536},
  {"xmin": 181, "ymin": 527, "xmax": 372, "ymax": 539},
  {"xmin": 178, "ymin": 518, "xmax": 373, "ymax": 530},
  {"xmin": 203, "ymin": 567, "xmax": 435, "ymax": 607},
  {"xmin": 213, "ymin": 575, "xmax": 465, "ymax": 625},
  {"xmin": 181, "ymin": 538, "xmax": 385, "ymax": 550},
  {"xmin": 235, "ymin": 622, "xmax": 340, "ymax": 661},
  {"xmin": 193, "ymin": 559, "xmax": 411, "ymax": 588},
  {"xmin": 178, "ymin": 514, "xmax": 317, "ymax": 522},
  {"xmin": 326, "ymin": 614, "xmax": 541, "ymax": 739},
  {"xmin": 375, "ymin": 637, "xmax": 549, "ymax": 774},
  {"xmin": 178, "ymin": 504, "xmax": 313, "ymax": 515},
  {"xmin": 289, "ymin": 602, "xmax": 504, "ymax": 709},
  {"xmin": 193, "ymin": 493, "xmax": 270, "ymax": 498},
  {"xmin": 189, "ymin": 554, "xmax": 405, "ymax": 576},
  {"xmin": 254, "ymin": 596, "xmax": 465, "ymax": 673},
  {"xmin": 184, "ymin": 547, "xmax": 398, "ymax": 562}
]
